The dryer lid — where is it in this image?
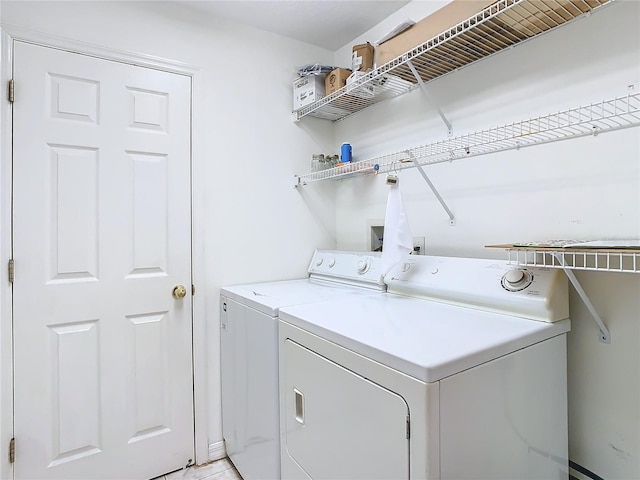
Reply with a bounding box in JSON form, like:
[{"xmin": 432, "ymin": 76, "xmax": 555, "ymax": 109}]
[{"xmin": 279, "ymin": 294, "xmax": 570, "ymax": 383}]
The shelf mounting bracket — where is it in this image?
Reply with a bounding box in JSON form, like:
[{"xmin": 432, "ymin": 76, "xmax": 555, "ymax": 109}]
[
  {"xmin": 553, "ymin": 254, "xmax": 611, "ymax": 344},
  {"xmin": 407, "ymin": 150, "xmax": 455, "ymax": 225},
  {"xmin": 406, "ymin": 60, "xmax": 452, "ymax": 136}
]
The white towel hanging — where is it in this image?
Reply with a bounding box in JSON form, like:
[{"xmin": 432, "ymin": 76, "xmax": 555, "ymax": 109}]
[{"xmin": 381, "ymin": 176, "xmax": 413, "ymax": 275}]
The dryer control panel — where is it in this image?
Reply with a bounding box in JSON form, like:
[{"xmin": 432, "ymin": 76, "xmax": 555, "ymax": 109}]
[
  {"xmin": 385, "ymin": 256, "xmax": 569, "ymax": 322},
  {"xmin": 308, "ymin": 250, "xmax": 385, "ymax": 289}
]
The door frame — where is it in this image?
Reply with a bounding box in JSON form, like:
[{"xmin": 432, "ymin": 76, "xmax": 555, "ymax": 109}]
[{"xmin": 0, "ymin": 25, "xmax": 209, "ymax": 478}]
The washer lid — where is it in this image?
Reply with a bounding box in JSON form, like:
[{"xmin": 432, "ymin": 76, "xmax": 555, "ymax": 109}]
[
  {"xmin": 279, "ymin": 294, "xmax": 570, "ymax": 383},
  {"xmin": 221, "ymin": 279, "xmax": 382, "ymax": 316}
]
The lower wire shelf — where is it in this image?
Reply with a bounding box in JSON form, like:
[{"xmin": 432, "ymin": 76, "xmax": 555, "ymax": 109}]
[
  {"xmin": 487, "ymin": 245, "xmax": 640, "ymax": 274},
  {"xmin": 486, "ymin": 243, "xmax": 640, "ymax": 344},
  {"xmin": 294, "ymin": 161, "xmax": 379, "ymax": 187},
  {"xmin": 294, "ymin": 91, "xmax": 640, "ymax": 187}
]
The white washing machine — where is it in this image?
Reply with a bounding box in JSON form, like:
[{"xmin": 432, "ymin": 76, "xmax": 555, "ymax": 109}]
[
  {"xmin": 278, "ymin": 255, "xmax": 571, "ymax": 480},
  {"xmin": 220, "ymin": 250, "xmax": 386, "ymax": 480}
]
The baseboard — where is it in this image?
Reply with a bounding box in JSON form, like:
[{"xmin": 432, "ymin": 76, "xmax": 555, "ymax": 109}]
[
  {"xmin": 208, "ymin": 440, "xmax": 226, "ymax": 462},
  {"xmin": 569, "ymin": 460, "xmax": 604, "ymax": 480}
]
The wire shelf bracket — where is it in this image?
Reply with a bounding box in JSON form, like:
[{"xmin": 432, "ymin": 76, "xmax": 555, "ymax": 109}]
[
  {"xmin": 559, "ymin": 259, "xmax": 611, "ymax": 344},
  {"xmin": 406, "ymin": 60, "xmax": 453, "ymax": 136},
  {"xmin": 407, "ymin": 150, "xmax": 456, "ymax": 225}
]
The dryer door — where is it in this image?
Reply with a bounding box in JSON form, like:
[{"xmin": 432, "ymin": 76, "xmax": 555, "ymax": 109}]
[{"xmin": 283, "ymin": 339, "xmax": 409, "ymax": 480}]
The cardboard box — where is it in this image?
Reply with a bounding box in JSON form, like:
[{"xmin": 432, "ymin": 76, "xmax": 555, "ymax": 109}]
[
  {"xmin": 352, "ymin": 42, "xmax": 374, "ymax": 72},
  {"xmin": 498, "ymin": 0, "xmax": 601, "ymax": 34},
  {"xmin": 325, "ymin": 68, "xmax": 352, "ymax": 95},
  {"xmin": 293, "ymin": 74, "xmax": 325, "ymax": 111},
  {"xmin": 346, "ymin": 71, "xmax": 376, "ymax": 99},
  {"xmin": 375, "ymin": 0, "xmax": 496, "ymax": 67}
]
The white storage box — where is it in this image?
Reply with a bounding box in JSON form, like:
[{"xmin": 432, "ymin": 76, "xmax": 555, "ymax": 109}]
[{"xmin": 293, "ymin": 75, "xmax": 325, "ymax": 111}]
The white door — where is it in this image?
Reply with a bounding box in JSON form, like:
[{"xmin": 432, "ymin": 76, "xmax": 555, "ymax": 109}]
[{"xmin": 12, "ymin": 41, "xmax": 194, "ymax": 480}]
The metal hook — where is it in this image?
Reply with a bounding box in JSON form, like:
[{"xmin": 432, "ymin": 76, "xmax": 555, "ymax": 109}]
[{"xmin": 386, "ymin": 161, "xmax": 399, "ymax": 185}]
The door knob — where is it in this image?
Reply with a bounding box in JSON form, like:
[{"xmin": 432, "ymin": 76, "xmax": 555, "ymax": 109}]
[{"xmin": 172, "ymin": 284, "xmax": 187, "ymax": 299}]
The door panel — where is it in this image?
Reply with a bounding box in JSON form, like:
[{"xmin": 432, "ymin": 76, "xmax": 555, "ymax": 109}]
[
  {"xmin": 13, "ymin": 41, "xmax": 193, "ymax": 480},
  {"xmin": 48, "ymin": 144, "xmax": 99, "ymax": 282}
]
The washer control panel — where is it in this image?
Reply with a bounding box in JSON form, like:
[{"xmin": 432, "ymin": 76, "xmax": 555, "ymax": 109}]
[
  {"xmin": 356, "ymin": 258, "xmax": 371, "ymax": 274},
  {"xmin": 308, "ymin": 250, "xmax": 384, "ymax": 287}
]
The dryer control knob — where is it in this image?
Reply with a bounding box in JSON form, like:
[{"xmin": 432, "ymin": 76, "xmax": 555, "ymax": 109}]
[
  {"xmin": 315, "ymin": 258, "xmax": 323, "ymax": 266},
  {"xmin": 328, "ymin": 258, "xmax": 336, "ymax": 268},
  {"xmin": 357, "ymin": 258, "xmax": 370, "ymax": 274}
]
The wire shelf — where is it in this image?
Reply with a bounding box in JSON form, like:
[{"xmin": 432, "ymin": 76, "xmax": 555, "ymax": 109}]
[
  {"xmin": 295, "ymin": 91, "xmax": 640, "ymax": 185},
  {"xmin": 296, "ymin": 161, "xmax": 378, "ymax": 186},
  {"xmin": 294, "ymin": 0, "xmax": 612, "ymax": 122},
  {"xmin": 504, "ymin": 248, "xmax": 640, "ymax": 273}
]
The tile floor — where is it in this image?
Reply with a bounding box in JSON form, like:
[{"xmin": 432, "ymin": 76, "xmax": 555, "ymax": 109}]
[
  {"xmin": 155, "ymin": 457, "xmax": 579, "ymax": 480},
  {"xmin": 158, "ymin": 457, "xmax": 242, "ymax": 480}
]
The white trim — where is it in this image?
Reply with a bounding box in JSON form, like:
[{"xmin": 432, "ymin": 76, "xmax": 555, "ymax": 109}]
[
  {"xmin": 0, "ymin": 25, "xmax": 210, "ymax": 470},
  {"xmin": 0, "ymin": 24, "xmax": 200, "ymax": 75},
  {"xmin": 189, "ymin": 54, "xmax": 209, "ymax": 466},
  {"xmin": 0, "ymin": 27, "xmax": 15, "ymax": 480},
  {"xmin": 208, "ymin": 440, "xmax": 227, "ymax": 463}
]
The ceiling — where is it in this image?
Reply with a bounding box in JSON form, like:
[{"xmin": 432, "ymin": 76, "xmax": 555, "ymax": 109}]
[{"xmin": 178, "ymin": 1, "xmax": 411, "ymax": 51}]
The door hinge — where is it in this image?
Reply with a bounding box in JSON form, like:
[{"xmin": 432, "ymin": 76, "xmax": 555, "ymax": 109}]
[
  {"xmin": 191, "ymin": 284, "xmax": 196, "ymax": 296},
  {"xmin": 406, "ymin": 415, "xmax": 410, "ymax": 439},
  {"xmin": 9, "ymin": 437, "xmax": 15, "ymax": 463},
  {"xmin": 7, "ymin": 79, "xmax": 14, "ymax": 103},
  {"xmin": 8, "ymin": 259, "xmax": 14, "ymax": 284}
]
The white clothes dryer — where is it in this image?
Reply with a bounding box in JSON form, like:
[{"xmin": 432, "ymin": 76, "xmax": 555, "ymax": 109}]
[
  {"xmin": 220, "ymin": 250, "xmax": 386, "ymax": 480},
  {"xmin": 278, "ymin": 255, "xmax": 571, "ymax": 480}
]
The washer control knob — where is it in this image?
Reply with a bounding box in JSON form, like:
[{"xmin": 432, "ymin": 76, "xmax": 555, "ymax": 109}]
[
  {"xmin": 328, "ymin": 258, "xmax": 336, "ymax": 268},
  {"xmin": 357, "ymin": 258, "xmax": 371, "ymax": 274},
  {"xmin": 501, "ymin": 269, "xmax": 533, "ymax": 291},
  {"xmin": 315, "ymin": 258, "xmax": 323, "ymax": 266},
  {"xmin": 402, "ymin": 263, "xmax": 411, "ymax": 272}
]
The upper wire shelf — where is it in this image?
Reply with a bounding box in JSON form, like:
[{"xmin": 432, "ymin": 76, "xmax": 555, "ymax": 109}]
[
  {"xmin": 294, "ymin": 91, "xmax": 640, "ymax": 186},
  {"xmin": 294, "ymin": 0, "xmax": 612, "ymax": 122}
]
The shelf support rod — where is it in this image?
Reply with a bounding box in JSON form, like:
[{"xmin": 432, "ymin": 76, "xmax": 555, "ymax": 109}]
[
  {"xmin": 407, "ymin": 151, "xmax": 455, "ymax": 225},
  {"xmin": 554, "ymin": 254, "xmax": 611, "ymax": 344},
  {"xmin": 406, "ymin": 60, "xmax": 452, "ymax": 135}
]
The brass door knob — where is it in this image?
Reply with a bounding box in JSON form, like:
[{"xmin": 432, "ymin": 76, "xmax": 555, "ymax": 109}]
[{"xmin": 172, "ymin": 284, "xmax": 187, "ymax": 299}]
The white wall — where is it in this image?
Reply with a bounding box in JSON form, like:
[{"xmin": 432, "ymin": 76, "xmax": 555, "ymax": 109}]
[
  {"xmin": 2, "ymin": 1, "xmax": 639, "ymax": 478},
  {"xmin": 0, "ymin": 0, "xmax": 336, "ymax": 464},
  {"xmin": 329, "ymin": 1, "xmax": 640, "ymax": 478}
]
